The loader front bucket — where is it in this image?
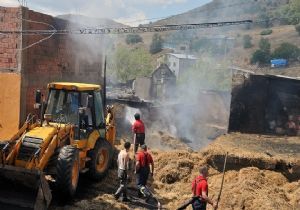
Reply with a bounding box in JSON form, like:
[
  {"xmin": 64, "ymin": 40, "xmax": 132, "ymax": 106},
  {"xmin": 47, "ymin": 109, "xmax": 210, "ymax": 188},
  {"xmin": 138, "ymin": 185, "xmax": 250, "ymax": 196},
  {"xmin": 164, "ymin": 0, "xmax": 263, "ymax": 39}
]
[{"xmin": 0, "ymin": 165, "xmax": 52, "ymax": 210}]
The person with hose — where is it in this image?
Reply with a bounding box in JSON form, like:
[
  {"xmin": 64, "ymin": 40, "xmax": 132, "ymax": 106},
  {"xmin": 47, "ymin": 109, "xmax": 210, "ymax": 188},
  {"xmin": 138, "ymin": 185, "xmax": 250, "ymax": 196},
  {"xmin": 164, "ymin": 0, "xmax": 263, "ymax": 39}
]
[
  {"xmin": 178, "ymin": 165, "xmax": 217, "ymax": 210},
  {"xmin": 132, "ymin": 113, "xmax": 145, "ymax": 154},
  {"xmin": 135, "ymin": 144, "xmax": 154, "ymax": 197}
]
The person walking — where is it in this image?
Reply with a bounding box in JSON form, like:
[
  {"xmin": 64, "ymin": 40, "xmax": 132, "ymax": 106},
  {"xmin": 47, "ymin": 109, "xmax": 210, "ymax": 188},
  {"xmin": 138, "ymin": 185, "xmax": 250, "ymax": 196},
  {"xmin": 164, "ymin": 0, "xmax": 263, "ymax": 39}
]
[
  {"xmin": 191, "ymin": 165, "xmax": 217, "ymax": 210},
  {"xmin": 132, "ymin": 113, "xmax": 145, "ymax": 154},
  {"xmin": 135, "ymin": 144, "xmax": 154, "ymax": 196},
  {"xmin": 114, "ymin": 141, "xmax": 131, "ymax": 202}
]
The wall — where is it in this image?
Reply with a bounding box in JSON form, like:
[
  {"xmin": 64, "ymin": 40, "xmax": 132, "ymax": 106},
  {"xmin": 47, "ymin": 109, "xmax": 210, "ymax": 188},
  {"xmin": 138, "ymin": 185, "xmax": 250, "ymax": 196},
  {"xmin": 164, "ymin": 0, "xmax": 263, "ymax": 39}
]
[
  {"xmin": 0, "ymin": 7, "xmax": 22, "ymax": 139},
  {"xmin": 21, "ymin": 8, "xmax": 103, "ymax": 123},
  {"xmin": 0, "ymin": 7, "xmax": 20, "ymax": 72},
  {"xmin": 0, "ymin": 6, "xmax": 103, "ymax": 139},
  {"xmin": 167, "ymin": 54, "xmax": 179, "ymax": 77},
  {"xmin": 134, "ymin": 77, "xmax": 152, "ymax": 100},
  {"xmin": 152, "ymin": 64, "xmax": 176, "ymax": 100},
  {"xmin": 0, "ymin": 73, "xmax": 21, "ymax": 139},
  {"xmin": 229, "ymin": 74, "xmax": 300, "ymax": 135}
]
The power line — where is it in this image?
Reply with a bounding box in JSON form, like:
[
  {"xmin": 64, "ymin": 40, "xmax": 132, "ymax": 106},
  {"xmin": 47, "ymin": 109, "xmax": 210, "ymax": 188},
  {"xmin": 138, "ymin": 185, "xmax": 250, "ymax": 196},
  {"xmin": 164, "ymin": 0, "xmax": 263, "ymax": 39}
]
[{"xmin": 17, "ymin": 17, "xmax": 57, "ymax": 50}]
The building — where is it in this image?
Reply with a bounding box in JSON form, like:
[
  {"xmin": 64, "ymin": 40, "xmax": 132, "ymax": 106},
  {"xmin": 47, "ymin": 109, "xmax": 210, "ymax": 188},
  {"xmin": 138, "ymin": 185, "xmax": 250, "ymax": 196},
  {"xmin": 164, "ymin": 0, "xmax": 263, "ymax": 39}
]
[
  {"xmin": 151, "ymin": 63, "xmax": 176, "ymax": 100},
  {"xmin": 159, "ymin": 53, "xmax": 197, "ymax": 79},
  {"xmin": 229, "ymin": 74, "xmax": 300, "ymax": 135},
  {"xmin": 0, "ymin": 6, "xmax": 103, "ymax": 139},
  {"xmin": 134, "ymin": 64, "xmax": 176, "ymax": 101}
]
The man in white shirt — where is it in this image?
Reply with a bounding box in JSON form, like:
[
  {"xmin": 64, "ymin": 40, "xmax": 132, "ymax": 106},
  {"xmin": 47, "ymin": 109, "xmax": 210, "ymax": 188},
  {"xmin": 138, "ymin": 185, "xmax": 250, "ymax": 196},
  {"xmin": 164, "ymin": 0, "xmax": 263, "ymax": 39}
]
[{"xmin": 114, "ymin": 141, "xmax": 131, "ymax": 202}]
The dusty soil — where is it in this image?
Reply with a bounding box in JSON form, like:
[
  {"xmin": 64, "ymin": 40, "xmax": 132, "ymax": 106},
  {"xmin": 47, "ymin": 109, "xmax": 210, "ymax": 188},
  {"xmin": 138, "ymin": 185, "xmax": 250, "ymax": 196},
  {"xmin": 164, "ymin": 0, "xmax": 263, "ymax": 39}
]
[{"xmin": 51, "ymin": 132, "xmax": 300, "ymax": 210}]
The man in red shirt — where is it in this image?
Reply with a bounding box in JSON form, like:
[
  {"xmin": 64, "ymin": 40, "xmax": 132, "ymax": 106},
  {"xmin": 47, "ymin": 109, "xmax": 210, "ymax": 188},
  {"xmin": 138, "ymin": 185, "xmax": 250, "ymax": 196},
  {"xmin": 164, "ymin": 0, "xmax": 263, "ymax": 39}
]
[
  {"xmin": 191, "ymin": 165, "xmax": 217, "ymax": 210},
  {"xmin": 132, "ymin": 113, "xmax": 145, "ymax": 153},
  {"xmin": 135, "ymin": 144, "xmax": 154, "ymax": 196}
]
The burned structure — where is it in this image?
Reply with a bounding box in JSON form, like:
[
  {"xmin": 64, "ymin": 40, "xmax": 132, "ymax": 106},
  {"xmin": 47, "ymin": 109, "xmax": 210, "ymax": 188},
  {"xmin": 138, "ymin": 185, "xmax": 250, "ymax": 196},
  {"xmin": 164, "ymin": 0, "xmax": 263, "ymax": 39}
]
[
  {"xmin": 0, "ymin": 6, "xmax": 103, "ymax": 139},
  {"xmin": 229, "ymin": 74, "xmax": 300, "ymax": 135},
  {"xmin": 134, "ymin": 64, "xmax": 176, "ymax": 101}
]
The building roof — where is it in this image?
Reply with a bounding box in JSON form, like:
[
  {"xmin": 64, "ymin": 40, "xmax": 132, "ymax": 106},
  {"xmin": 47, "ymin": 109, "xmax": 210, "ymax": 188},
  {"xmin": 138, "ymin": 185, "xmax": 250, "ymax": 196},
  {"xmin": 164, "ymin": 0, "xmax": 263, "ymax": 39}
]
[
  {"xmin": 48, "ymin": 82, "xmax": 101, "ymax": 91},
  {"xmin": 151, "ymin": 63, "xmax": 176, "ymax": 77},
  {"xmin": 166, "ymin": 53, "xmax": 198, "ymax": 60}
]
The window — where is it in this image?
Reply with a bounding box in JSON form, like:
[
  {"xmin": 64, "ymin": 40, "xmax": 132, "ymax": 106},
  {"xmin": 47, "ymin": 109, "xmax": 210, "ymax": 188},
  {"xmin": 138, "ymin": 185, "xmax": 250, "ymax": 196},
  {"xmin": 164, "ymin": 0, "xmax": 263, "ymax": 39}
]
[
  {"xmin": 81, "ymin": 92, "xmax": 94, "ymax": 127},
  {"xmin": 94, "ymin": 91, "xmax": 104, "ymax": 127},
  {"xmin": 45, "ymin": 89, "xmax": 79, "ymax": 125}
]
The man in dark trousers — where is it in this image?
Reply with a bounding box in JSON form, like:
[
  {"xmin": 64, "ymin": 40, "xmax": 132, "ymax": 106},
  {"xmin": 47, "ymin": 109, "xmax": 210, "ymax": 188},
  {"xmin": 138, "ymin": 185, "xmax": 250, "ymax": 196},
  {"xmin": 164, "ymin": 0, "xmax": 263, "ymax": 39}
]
[
  {"xmin": 191, "ymin": 165, "xmax": 217, "ymax": 210},
  {"xmin": 135, "ymin": 144, "xmax": 154, "ymax": 196},
  {"xmin": 114, "ymin": 141, "xmax": 131, "ymax": 202},
  {"xmin": 132, "ymin": 113, "xmax": 145, "ymax": 154}
]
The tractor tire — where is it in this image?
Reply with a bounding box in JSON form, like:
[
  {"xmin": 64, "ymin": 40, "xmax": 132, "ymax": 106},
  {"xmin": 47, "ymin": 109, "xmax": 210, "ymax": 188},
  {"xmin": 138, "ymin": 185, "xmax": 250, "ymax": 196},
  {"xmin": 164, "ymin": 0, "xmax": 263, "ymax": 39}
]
[
  {"xmin": 87, "ymin": 139, "xmax": 113, "ymax": 181},
  {"xmin": 56, "ymin": 145, "xmax": 79, "ymax": 200}
]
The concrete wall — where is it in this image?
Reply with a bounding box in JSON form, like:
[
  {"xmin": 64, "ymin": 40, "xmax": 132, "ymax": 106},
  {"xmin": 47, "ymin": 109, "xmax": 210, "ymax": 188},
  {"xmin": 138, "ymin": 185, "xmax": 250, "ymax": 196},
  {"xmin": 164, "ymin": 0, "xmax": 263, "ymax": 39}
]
[
  {"xmin": 0, "ymin": 73, "xmax": 21, "ymax": 139},
  {"xmin": 0, "ymin": 7, "xmax": 22, "ymax": 139},
  {"xmin": 0, "ymin": 6, "xmax": 103, "ymax": 139}
]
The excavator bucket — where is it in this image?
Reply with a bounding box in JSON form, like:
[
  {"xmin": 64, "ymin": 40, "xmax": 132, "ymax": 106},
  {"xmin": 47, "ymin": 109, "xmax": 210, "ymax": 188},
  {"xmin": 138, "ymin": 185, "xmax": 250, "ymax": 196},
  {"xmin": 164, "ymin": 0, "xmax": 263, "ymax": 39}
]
[{"xmin": 0, "ymin": 165, "xmax": 52, "ymax": 210}]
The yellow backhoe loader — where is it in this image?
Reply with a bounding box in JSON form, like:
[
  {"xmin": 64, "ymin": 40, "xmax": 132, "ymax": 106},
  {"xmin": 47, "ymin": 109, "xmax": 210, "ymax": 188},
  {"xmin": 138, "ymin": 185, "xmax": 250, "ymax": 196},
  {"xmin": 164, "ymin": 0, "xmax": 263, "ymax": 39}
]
[{"xmin": 0, "ymin": 82, "xmax": 116, "ymax": 210}]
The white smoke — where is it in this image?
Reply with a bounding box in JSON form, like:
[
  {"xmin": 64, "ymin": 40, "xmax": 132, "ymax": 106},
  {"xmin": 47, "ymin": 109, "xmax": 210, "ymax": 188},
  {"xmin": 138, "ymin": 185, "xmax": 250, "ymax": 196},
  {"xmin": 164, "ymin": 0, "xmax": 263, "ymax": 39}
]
[{"xmin": 124, "ymin": 106, "xmax": 141, "ymax": 125}]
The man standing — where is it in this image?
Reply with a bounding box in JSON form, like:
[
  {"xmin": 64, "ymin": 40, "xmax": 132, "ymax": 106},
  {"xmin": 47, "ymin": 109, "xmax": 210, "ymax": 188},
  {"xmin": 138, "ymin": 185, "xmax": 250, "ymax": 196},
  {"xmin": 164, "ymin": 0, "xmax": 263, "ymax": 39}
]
[
  {"xmin": 132, "ymin": 113, "xmax": 145, "ymax": 154},
  {"xmin": 135, "ymin": 144, "xmax": 154, "ymax": 196},
  {"xmin": 114, "ymin": 142, "xmax": 131, "ymax": 202},
  {"xmin": 191, "ymin": 165, "xmax": 217, "ymax": 210}
]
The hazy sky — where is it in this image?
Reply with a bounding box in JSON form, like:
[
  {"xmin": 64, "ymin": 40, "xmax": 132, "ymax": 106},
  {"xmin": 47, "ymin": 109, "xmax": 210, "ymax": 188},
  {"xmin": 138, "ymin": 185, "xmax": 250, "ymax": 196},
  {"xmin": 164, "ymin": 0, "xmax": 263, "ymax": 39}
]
[{"xmin": 1, "ymin": 0, "xmax": 212, "ymax": 25}]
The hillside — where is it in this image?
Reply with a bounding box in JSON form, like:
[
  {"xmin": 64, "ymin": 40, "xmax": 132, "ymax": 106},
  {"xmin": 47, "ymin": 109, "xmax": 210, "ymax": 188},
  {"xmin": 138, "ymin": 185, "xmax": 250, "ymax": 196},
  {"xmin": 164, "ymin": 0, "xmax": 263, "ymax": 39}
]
[
  {"xmin": 155, "ymin": 0, "xmax": 289, "ymax": 25},
  {"xmin": 57, "ymin": 14, "xmax": 126, "ymax": 28}
]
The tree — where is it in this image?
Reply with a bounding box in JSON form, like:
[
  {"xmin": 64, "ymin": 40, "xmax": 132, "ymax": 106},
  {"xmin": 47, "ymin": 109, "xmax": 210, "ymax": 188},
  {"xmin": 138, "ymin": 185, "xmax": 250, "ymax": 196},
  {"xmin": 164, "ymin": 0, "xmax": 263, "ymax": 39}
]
[
  {"xmin": 259, "ymin": 38, "xmax": 271, "ymax": 53},
  {"xmin": 243, "ymin": 35, "xmax": 253, "ymax": 49},
  {"xmin": 249, "ymin": 38, "xmax": 272, "ymax": 65},
  {"xmin": 125, "ymin": 34, "xmax": 143, "ymax": 45},
  {"xmin": 258, "ymin": 13, "xmax": 271, "ymax": 28},
  {"xmin": 150, "ymin": 33, "xmax": 163, "ymax": 54},
  {"xmin": 109, "ymin": 46, "xmax": 154, "ymax": 82},
  {"xmin": 276, "ymin": 0, "xmax": 300, "ymax": 25},
  {"xmin": 295, "ymin": 24, "xmax": 300, "ymax": 35},
  {"xmin": 251, "ymin": 49, "xmax": 270, "ymax": 64},
  {"xmin": 178, "ymin": 57, "xmax": 231, "ymax": 92},
  {"xmin": 272, "ymin": 42, "xmax": 300, "ymax": 60}
]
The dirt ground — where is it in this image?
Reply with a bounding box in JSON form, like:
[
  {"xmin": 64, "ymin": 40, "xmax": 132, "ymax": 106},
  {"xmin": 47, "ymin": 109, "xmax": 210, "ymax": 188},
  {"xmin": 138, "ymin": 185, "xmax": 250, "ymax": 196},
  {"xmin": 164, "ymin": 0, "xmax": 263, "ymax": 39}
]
[{"xmin": 51, "ymin": 132, "xmax": 300, "ymax": 210}]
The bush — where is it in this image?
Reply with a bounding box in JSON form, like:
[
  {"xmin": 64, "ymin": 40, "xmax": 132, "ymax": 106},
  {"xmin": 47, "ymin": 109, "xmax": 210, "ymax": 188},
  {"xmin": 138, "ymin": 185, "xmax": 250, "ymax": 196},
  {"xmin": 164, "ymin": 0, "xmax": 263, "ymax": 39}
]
[
  {"xmin": 243, "ymin": 35, "xmax": 253, "ymax": 49},
  {"xmin": 272, "ymin": 42, "xmax": 300, "ymax": 60},
  {"xmin": 251, "ymin": 50, "xmax": 270, "ymax": 64},
  {"xmin": 150, "ymin": 33, "xmax": 163, "ymax": 54},
  {"xmin": 259, "ymin": 38, "xmax": 271, "ymax": 53},
  {"xmin": 125, "ymin": 34, "xmax": 143, "ymax": 45},
  {"xmin": 295, "ymin": 24, "xmax": 300, "ymax": 36},
  {"xmin": 260, "ymin": 29, "xmax": 273, "ymax": 35}
]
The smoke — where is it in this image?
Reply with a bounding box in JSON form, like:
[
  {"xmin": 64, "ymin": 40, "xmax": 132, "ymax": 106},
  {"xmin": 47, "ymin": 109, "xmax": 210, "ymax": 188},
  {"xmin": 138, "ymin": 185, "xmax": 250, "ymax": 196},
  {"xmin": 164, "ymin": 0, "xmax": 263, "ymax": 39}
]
[
  {"xmin": 124, "ymin": 106, "xmax": 140, "ymax": 125},
  {"xmin": 152, "ymin": 58, "xmax": 232, "ymax": 150},
  {"xmin": 54, "ymin": 0, "xmax": 244, "ymax": 151}
]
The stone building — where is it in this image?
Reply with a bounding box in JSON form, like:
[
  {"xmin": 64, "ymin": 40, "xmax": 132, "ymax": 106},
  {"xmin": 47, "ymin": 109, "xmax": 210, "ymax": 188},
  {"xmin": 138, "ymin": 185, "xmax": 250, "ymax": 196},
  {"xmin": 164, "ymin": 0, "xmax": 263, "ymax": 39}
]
[{"xmin": 134, "ymin": 64, "xmax": 176, "ymax": 101}]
